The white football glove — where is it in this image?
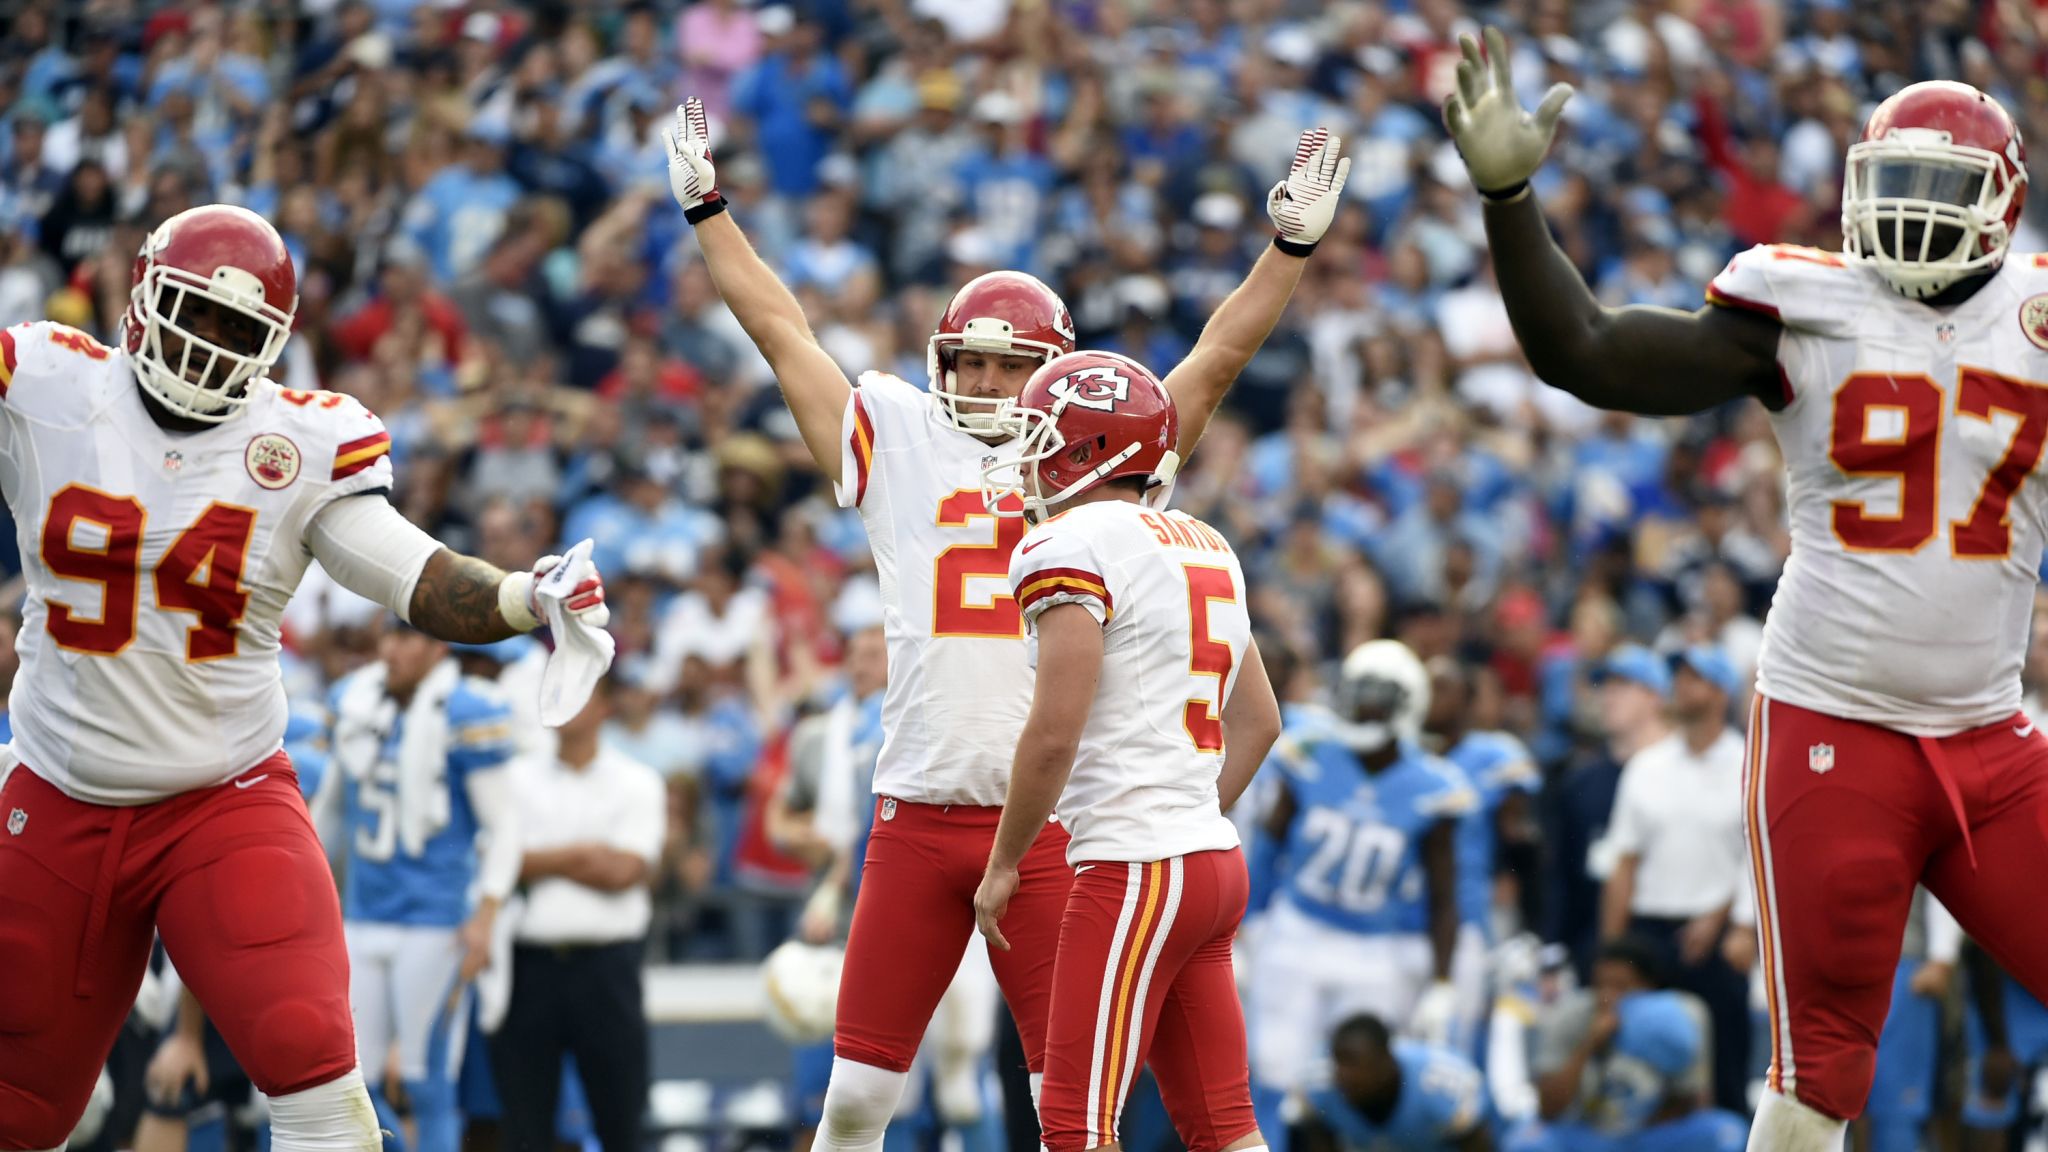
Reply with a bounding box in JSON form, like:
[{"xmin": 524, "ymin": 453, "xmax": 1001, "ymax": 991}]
[
  {"xmin": 1408, "ymin": 979, "xmax": 1461, "ymax": 1047},
  {"xmin": 1440, "ymin": 27, "xmax": 1573, "ymax": 197},
  {"xmin": 499, "ymin": 551, "xmax": 609, "ymax": 633},
  {"xmin": 667, "ymin": 97, "xmax": 721, "ymax": 215},
  {"xmin": 1266, "ymin": 128, "xmax": 1351, "ymax": 250}
]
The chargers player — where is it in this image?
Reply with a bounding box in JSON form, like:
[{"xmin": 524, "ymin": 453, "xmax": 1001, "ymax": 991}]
[
  {"xmin": 1249, "ymin": 641, "xmax": 1476, "ymax": 1152},
  {"xmin": 1428, "ymin": 658, "xmax": 1542, "ymax": 1051},
  {"xmin": 1511, "ymin": 989, "xmax": 1739, "ymax": 1152},
  {"xmin": 668, "ymin": 98, "xmax": 1348, "ymax": 1150},
  {"xmin": 971, "ymin": 349, "xmax": 1282, "ymax": 1152},
  {"xmin": 1962, "ymin": 940, "xmax": 2048, "ymax": 1150},
  {"xmin": 1298, "ymin": 1014, "xmax": 1492, "ymax": 1152},
  {"xmin": 325, "ymin": 620, "xmax": 521, "ymax": 1152},
  {"xmin": 1446, "ymin": 29, "xmax": 2048, "ymax": 1150},
  {"xmin": 0, "ymin": 205, "xmax": 611, "ymax": 1152}
]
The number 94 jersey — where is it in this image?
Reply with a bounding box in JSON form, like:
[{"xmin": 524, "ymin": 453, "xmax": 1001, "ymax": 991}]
[
  {"xmin": 834, "ymin": 371, "xmax": 1034, "ymax": 806},
  {"xmin": 1709, "ymin": 246, "xmax": 2048, "ymax": 735},
  {"xmin": 1005, "ymin": 499, "xmax": 1249, "ymax": 864},
  {"xmin": 0, "ymin": 322, "xmax": 396, "ymax": 804}
]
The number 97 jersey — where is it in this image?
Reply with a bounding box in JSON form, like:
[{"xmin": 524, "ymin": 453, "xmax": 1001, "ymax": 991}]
[
  {"xmin": 1708, "ymin": 246, "xmax": 2048, "ymax": 735},
  {"xmin": 0, "ymin": 322, "xmax": 397, "ymax": 804}
]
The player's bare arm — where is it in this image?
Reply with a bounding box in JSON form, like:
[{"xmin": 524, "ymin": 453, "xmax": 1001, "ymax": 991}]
[
  {"xmin": 407, "ymin": 550, "xmax": 521, "ymax": 643},
  {"xmin": 975, "ymin": 602, "xmax": 1104, "ymax": 951},
  {"xmin": 1217, "ymin": 638, "xmax": 1281, "ymax": 812},
  {"xmin": 669, "ymin": 98, "xmax": 852, "ymax": 480},
  {"xmin": 1442, "ymin": 28, "xmax": 1781, "ymax": 415},
  {"xmin": 1164, "ymin": 130, "xmax": 1351, "ymax": 455},
  {"xmin": 1424, "ymin": 820, "xmax": 1458, "ymax": 981}
]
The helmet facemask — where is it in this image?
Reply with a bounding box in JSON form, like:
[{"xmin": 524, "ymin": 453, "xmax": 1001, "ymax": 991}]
[
  {"xmin": 981, "ymin": 399, "xmax": 1175, "ymax": 523},
  {"xmin": 1842, "ymin": 130, "xmax": 2021, "ymax": 299},
  {"xmin": 129, "ymin": 263, "xmax": 293, "ymax": 423}
]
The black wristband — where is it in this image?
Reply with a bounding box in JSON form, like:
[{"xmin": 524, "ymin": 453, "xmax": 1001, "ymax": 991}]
[
  {"xmin": 1478, "ymin": 180, "xmax": 1530, "ymax": 204},
  {"xmin": 684, "ymin": 194, "xmax": 729, "ymax": 225},
  {"xmin": 1273, "ymin": 234, "xmax": 1317, "ymax": 258}
]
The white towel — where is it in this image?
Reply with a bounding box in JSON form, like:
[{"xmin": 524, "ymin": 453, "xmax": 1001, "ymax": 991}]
[
  {"xmin": 812, "ymin": 696, "xmax": 861, "ymax": 855},
  {"xmin": 535, "ymin": 538, "xmax": 617, "ymax": 727}
]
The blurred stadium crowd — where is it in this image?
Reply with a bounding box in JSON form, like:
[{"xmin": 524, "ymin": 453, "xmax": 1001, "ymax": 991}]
[{"xmin": 7, "ymin": 0, "xmax": 2048, "ymax": 1149}]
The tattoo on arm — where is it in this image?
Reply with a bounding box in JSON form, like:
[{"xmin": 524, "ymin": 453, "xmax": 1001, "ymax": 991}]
[{"xmin": 407, "ymin": 548, "xmax": 518, "ymax": 644}]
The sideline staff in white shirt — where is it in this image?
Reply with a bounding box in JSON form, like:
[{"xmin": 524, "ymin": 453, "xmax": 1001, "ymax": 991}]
[
  {"xmin": 1598, "ymin": 645, "xmax": 1749, "ymax": 1113},
  {"xmin": 491, "ymin": 675, "xmax": 665, "ymax": 1152}
]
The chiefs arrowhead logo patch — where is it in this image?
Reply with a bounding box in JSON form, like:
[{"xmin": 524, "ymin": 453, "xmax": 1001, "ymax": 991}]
[
  {"xmin": 245, "ymin": 433, "xmax": 302, "ymax": 490},
  {"xmin": 2021, "ymin": 293, "xmax": 2048, "ymax": 352}
]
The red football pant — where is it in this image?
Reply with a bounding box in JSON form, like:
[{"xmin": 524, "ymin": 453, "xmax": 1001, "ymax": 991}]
[
  {"xmin": 0, "ymin": 753, "xmax": 355, "ymax": 1150},
  {"xmin": 1039, "ymin": 850, "xmax": 1255, "ymax": 1152},
  {"xmin": 1745, "ymin": 695, "xmax": 2048, "ymax": 1122},
  {"xmin": 836, "ymin": 800, "xmax": 1072, "ymax": 1073}
]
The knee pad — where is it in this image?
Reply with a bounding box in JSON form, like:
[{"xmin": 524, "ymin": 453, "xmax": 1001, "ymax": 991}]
[
  {"xmin": 268, "ymin": 1066, "xmax": 383, "ymax": 1152},
  {"xmin": 236, "ymin": 994, "xmax": 358, "ymax": 1096},
  {"xmin": 1749, "ymin": 1090, "xmax": 1847, "ymax": 1152},
  {"xmin": 816, "ymin": 1058, "xmax": 908, "ymax": 1152},
  {"xmin": 1813, "ymin": 857, "xmax": 1909, "ymax": 993}
]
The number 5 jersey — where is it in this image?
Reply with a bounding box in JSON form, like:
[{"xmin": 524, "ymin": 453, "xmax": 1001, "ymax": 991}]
[
  {"xmin": 1004, "ymin": 498, "xmax": 1250, "ymax": 865},
  {"xmin": 0, "ymin": 321, "xmax": 399, "ymax": 803}
]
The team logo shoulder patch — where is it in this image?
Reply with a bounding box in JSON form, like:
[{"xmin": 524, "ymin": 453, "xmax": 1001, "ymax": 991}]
[
  {"xmin": 2021, "ymin": 293, "xmax": 2048, "ymax": 351},
  {"xmin": 245, "ymin": 432, "xmax": 302, "ymax": 490}
]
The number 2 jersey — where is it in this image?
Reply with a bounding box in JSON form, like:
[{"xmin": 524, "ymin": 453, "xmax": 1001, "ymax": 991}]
[
  {"xmin": 1708, "ymin": 246, "xmax": 2048, "ymax": 735},
  {"xmin": 1004, "ymin": 498, "xmax": 1248, "ymax": 864},
  {"xmin": 0, "ymin": 322, "xmax": 400, "ymax": 803},
  {"xmin": 835, "ymin": 371, "xmax": 1035, "ymax": 807}
]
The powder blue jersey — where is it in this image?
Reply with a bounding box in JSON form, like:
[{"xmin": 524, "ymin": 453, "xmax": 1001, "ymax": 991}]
[
  {"xmin": 336, "ymin": 672, "xmax": 516, "ymax": 926},
  {"xmin": 1442, "ymin": 730, "xmax": 1539, "ymax": 937},
  {"xmin": 1308, "ymin": 1041, "xmax": 1488, "ymax": 1150}
]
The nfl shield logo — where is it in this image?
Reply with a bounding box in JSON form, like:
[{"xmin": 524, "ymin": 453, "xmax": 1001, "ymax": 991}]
[
  {"xmin": 1808, "ymin": 744, "xmax": 1835, "ymax": 774},
  {"xmin": 6, "ymin": 808, "xmax": 24, "ymax": 836},
  {"xmin": 163, "ymin": 450, "xmax": 184, "ymax": 471},
  {"xmin": 880, "ymin": 798, "xmax": 897, "ymax": 822}
]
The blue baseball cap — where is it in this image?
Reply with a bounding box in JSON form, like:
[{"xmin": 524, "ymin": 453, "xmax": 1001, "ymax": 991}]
[
  {"xmin": 1593, "ymin": 644, "xmax": 1671, "ymax": 699},
  {"xmin": 1671, "ymin": 645, "xmax": 1740, "ymax": 697},
  {"xmin": 1615, "ymin": 991, "xmax": 1702, "ymax": 1081}
]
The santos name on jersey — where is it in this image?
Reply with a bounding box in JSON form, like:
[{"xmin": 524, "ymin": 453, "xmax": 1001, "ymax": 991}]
[
  {"xmin": 1005, "ymin": 499, "xmax": 1248, "ymax": 864},
  {"xmin": 1708, "ymin": 246, "xmax": 2048, "ymax": 735},
  {"xmin": 834, "ymin": 371, "xmax": 1034, "ymax": 807},
  {"xmin": 0, "ymin": 321, "xmax": 396, "ymax": 803}
]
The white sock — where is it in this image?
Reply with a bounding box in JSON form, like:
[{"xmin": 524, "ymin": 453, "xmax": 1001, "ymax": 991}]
[
  {"xmin": 267, "ymin": 1066, "xmax": 381, "ymax": 1152},
  {"xmin": 1748, "ymin": 1090, "xmax": 1845, "ymax": 1152},
  {"xmin": 815, "ymin": 1057, "xmax": 909, "ymax": 1152},
  {"xmin": 1030, "ymin": 1072, "xmax": 1044, "ymax": 1111}
]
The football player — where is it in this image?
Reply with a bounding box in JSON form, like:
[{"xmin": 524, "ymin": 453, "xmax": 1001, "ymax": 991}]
[
  {"xmin": 325, "ymin": 620, "xmax": 522, "ymax": 1152},
  {"xmin": 668, "ymin": 98, "xmax": 1347, "ymax": 1150},
  {"xmin": 0, "ymin": 205, "xmax": 610, "ymax": 1152},
  {"xmin": 1444, "ymin": 26, "xmax": 2048, "ymax": 1151},
  {"xmin": 971, "ymin": 348, "xmax": 1281, "ymax": 1152},
  {"xmin": 1246, "ymin": 641, "xmax": 1475, "ymax": 1152},
  {"xmin": 1427, "ymin": 657, "xmax": 1543, "ymax": 1054},
  {"xmin": 1298, "ymin": 1014, "xmax": 1492, "ymax": 1152}
]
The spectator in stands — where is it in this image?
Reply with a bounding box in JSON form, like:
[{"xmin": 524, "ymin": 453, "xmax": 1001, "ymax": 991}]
[
  {"xmin": 1599, "ymin": 647, "xmax": 1750, "ymax": 1112},
  {"xmin": 494, "ymin": 677, "xmax": 664, "ymax": 1152}
]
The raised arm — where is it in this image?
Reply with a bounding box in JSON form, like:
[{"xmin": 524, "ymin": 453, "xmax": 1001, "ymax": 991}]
[
  {"xmin": 1443, "ymin": 28, "xmax": 1782, "ymax": 415},
  {"xmin": 1164, "ymin": 130, "xmax": 1351, "ymax": 455},
  {"xmin": 669, "ymin": 99, "xmax": 853, "ymax": 480}
]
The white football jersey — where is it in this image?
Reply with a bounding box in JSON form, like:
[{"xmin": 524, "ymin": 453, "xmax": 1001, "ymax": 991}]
[
  {"xmin": 1709, "ymin": 245, "xmax": 2048, "ymax": 735},
  {"xmin": 834, "ymin": 372, "xmax": 1033, "ymax": 806},
  {"xmin": 0, "ymin": 321, "xmax": 396, "ymax": 803},
  {"xmin": 1006, "ymin": 499, "xmax": 1247, "ymax": 864}
]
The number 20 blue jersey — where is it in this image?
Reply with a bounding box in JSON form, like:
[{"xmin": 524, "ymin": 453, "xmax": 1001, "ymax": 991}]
[{"xmin": 1273, "ymin": 739, "xmax": 1476, "ymax": 936}]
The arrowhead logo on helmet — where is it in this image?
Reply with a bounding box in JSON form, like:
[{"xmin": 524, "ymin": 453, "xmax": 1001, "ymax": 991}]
[
  {"xmin": 979, "ymin": 350, "xmax": 1179, "ymax": 522},
  {"xmin": 1045, "ymin": 365, "xmax": 1132, "ymax": 413}
]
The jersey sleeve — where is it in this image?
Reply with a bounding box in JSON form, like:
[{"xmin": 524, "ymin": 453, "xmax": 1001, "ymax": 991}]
[
  {"xmin": 321, "ymin": 395, "xmax": 396, "ymax": 500},
  {"xmin": 1420, "ymin": 1051, "xmax": 1487, "ymax": 1139},
  {"xmin": 1706, "ymin": 243, "xmax": 1872, "ymax": 339},
  {"xmin": 1478, "ymin": 732, "xmax": 1540, "ymax": 795},
  {"xmin": 1417, "ymin": 759, "xmax": 1479, "ymax": 821},
  {"xmin": 0, "ymin": 320, "xmax": 119, "ymax": 415},
  {"xmin": 447, "ymin": 680, "xmax": 517, "ymax": 778},
  {"xmin": 1008, "ymin": 519, "xmax": 1113, "ymax": 628},
  {"xmin": 832, "ymin": 371, "xmax": 924, "ymax": 509}
]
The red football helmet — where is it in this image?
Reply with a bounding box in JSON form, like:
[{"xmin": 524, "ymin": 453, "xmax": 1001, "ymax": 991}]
[
  {"xmin": 981, "ymin": 350, "xmax": 1180, "ymax": 521},
  {"xmin": 122, "ymin": 204, "xmax": 297, "ymax": 422},
  {"xmin": 926, "ymin": 270, "xmax": 1075, "ymax": 434},
  {"xmin": 1842, "ymin": 80, "xmax": 2028, "ymax": 299}
]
